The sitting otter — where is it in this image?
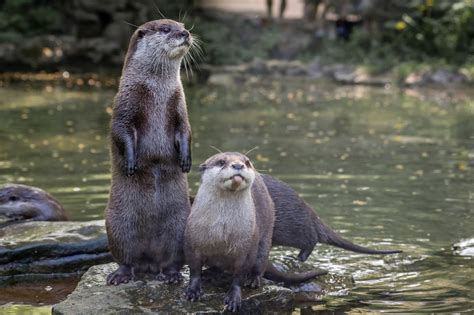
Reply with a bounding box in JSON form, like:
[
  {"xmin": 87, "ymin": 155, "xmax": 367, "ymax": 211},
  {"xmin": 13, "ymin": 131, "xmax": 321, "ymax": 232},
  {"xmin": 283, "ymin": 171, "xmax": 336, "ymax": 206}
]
[
  {"xmin": 0, "ymin": 184, "xmax": 67, "ymax": 225},
  {"xmin": 184, "ymin": 152, "xmax": 324, "ymax": 312}
]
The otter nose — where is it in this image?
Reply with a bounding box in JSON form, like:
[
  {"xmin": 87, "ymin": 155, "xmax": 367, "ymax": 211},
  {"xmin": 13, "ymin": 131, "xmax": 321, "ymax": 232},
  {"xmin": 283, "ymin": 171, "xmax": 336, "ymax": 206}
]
[
  {"xmin": 179, "ymin": 30, "xmax": 189, "ymax": 38},
  {"xmin": 231, "ymin": 163, "xmax": 244, "ymax": 170}
]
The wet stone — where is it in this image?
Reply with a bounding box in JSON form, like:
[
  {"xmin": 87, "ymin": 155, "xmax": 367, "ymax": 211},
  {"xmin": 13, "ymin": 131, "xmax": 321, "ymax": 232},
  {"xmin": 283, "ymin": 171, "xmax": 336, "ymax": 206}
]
[
  {"xmin": 53, "ymin": 262, "xmax": 352, "ymax": 314},
  {"xmin": 0, "ymin": 221, "xmax": 111, "ymax": 284},
  {"xmin": 452, "ymin": 238, "xmax": 474, "ymax": 257}
]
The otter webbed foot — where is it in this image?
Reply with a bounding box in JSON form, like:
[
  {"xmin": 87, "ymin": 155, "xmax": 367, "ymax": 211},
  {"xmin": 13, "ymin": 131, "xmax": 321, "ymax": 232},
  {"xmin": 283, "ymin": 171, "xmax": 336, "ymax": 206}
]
[
  {"xmin": 185, "ymin": 285, "xmax": 203, "ymax": 302},
  {"xmin": 224, "ymin": 285, "xmax": 242, "ymax": 312},
  {"xmin": 156, "ymin": 269, "xmax": 183, "ymax": 284},
  {"xmin": 106, "ymin": 265, "xmax": 133, "ymax": 285},
  {"xmin": 244, "ymin": 273, "xmax": 262, "ymax": 289}
]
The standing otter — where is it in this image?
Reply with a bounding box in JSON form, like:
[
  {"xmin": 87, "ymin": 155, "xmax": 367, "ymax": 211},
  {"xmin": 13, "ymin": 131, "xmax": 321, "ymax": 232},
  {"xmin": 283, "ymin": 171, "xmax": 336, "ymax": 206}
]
[
  {"xmin": 185, "ymin": 152, "xmax": 325, "ymax": 312},
  {"xmin": 105, "ymin": 19, "xmax": 193, "ymax": 285},
  {"xmin": 0, "ymin": 184, "xmax": 67, "ymax": 224}
]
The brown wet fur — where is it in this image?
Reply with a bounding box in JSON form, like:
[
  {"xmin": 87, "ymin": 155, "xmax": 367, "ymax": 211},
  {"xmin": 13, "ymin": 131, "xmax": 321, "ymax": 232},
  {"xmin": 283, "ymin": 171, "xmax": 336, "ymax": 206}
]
[
  {"xmin": 0, "ymin": 184, "xmax": 68, "ymax": 224},
  {"xmin": 105, "ymin": 19, "xmax": 192, "ymax": 285},
  {"xmin": 263, "ymin": 175, "xmax": 402, "ymax": 261}
]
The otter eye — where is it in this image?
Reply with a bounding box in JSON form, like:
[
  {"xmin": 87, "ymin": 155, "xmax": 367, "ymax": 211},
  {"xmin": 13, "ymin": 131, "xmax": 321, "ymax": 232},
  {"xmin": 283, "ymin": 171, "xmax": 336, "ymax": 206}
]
[
  {"xmin": 160, "ymin": 27, "xmax": 171, "ymax": 34},
  {"xmin": 9, "ymin": 196, "xmax": 18, "ymax": 202},
  {"xmin": 217, "ymin": 160, "xmax": 225, "ymax": 167},
  {"xmin": 245, "ymin": 160, "xmax": 251, "ymax": 168}
]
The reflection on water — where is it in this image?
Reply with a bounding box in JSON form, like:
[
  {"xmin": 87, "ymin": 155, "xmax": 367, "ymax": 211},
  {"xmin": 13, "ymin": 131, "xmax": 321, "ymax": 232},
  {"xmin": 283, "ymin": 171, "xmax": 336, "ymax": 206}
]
[{"xmin": 0, "ymin": 79, "xmax": 473, "ymax": 312}]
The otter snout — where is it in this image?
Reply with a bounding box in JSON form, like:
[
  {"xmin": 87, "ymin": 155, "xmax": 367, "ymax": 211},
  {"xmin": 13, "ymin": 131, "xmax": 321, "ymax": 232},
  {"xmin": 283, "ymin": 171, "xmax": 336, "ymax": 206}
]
[
  {"xmin": 178, "ymin": 30, "xmax": 190, "ymax": 39},
  {"xmin": 231, "ymin": 162, "xmax": 244, "ymax": 170}
]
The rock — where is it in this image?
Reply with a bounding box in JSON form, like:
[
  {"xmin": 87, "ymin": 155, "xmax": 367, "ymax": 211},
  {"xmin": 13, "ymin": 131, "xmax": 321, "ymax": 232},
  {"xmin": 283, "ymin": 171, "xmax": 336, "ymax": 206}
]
[
  {"xmin": 0, "ymin": 220, "xmax": 111, "ymax": 284},
  {"xmin": 452, "ymin": 238, "xmax": 474, "ymax": 257},
  {"xmin": 404, "ymin": 72, "xmax": 429, "ymax": 86},
  {"xmin": 53, "ymin": 261, "xmax": 352, "ymax": 314},
  {"xmin": 307, "ymin": 57, "xmax": 324, "ymax": 79},
  {"xmin": 332, "ymin": 64, "xmax": 357, "ymax": 83},
  {"xmin": 332, "ymin": 66, "xmax": 391, "ymax": 86},
  {"xmin": 430, "ymin": 69, "xmax": 468, "ymax": 85},
  {"xmin": 247, "ymin": 58, "xmax": 269, "ymax": 75}
]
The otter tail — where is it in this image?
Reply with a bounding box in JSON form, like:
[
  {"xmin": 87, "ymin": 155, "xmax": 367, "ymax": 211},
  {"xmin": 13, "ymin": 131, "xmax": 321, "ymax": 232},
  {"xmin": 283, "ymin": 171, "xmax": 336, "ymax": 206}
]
[
  {"xmin": 263, "ymin": 263, "xmax": 327, "ymax": 284},
  {"xmin": 314, "ymin": 217, "xmax": 402, "ymax": 255}
]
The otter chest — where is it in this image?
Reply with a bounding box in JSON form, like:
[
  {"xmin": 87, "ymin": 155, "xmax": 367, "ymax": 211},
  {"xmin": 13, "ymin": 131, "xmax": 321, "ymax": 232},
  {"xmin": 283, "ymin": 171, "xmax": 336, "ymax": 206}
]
[
  {"xmin": 189, "ymin": 195, "xmax": 256, "ymax": 256},
  {"xmin": 137, "ymin": 86, "xmax": 179, "ymax": 159}
]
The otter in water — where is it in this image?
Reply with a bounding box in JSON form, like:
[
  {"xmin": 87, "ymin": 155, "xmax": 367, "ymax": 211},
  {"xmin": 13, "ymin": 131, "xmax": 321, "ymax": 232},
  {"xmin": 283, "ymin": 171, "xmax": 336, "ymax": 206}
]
[
  {"xmin": 185, "ymin": 152, "xmax": 325, "ymax": 312},
  {"xmin": 105, "ymin": 19, "xmax": 193, "ymax": 285},
  {"xmin": 264, "ymin": 174, "xmax": 401, "ymax": 261},
  {"xmin": 0, "ymin": 184, "xmax": 67, "ymax": 225}
]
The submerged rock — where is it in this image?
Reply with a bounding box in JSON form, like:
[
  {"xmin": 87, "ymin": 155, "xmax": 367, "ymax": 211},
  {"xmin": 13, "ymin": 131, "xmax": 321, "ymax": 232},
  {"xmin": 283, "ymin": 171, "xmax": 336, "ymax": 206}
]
[{"xmin": 52, "ymin": 262, "xmax": 352, "ymax": 314}]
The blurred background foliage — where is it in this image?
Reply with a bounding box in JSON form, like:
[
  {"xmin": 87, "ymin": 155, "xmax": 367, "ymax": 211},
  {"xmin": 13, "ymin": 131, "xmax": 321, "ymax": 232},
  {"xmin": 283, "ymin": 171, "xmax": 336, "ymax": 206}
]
[
  {"xmin": 0, "ymin": 0, "xmax": 472, "ymax": 72},
  {"xmin": 335, "ymin": 0, "xmax": 474, "ymax": 66}
]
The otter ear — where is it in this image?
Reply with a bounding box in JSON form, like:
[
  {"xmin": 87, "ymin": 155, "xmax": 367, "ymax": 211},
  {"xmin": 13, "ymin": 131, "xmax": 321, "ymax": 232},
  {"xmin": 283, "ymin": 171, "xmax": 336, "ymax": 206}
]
[
  {"xmin": 136, "ymin": 29, "xmax": 146, "ymax": 39},
  {"xmin": 199, "ymin": 164, "xmax": 207, "ymax": 172}
]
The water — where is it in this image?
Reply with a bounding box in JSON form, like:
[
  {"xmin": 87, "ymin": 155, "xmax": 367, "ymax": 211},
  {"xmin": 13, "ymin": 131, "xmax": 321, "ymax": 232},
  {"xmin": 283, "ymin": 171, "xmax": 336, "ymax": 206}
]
[{"xmin": 0, "ymin": 78, "xmax": 473, "ymax": 312}]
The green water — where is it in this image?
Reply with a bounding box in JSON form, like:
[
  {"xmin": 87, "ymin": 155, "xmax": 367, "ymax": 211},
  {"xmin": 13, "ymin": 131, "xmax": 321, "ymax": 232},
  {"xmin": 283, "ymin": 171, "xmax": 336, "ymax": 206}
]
[{"xmin": 0, "ymin": 78, "xmax": 473, "ymax": 312}]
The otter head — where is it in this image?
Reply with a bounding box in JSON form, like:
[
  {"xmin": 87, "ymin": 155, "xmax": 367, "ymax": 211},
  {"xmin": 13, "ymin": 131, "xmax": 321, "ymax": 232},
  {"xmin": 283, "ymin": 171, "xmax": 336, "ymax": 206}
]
[
  {"xmin": 0, "ymin": 184, "xmax": 67, "ymax": 222},
  {"xmin": 124, "ymin": 19, "xmax": 192, "ymax": 70},
  {"xmin": 199, "ymin": 152, "xmax": 256, "ymax": 193}
]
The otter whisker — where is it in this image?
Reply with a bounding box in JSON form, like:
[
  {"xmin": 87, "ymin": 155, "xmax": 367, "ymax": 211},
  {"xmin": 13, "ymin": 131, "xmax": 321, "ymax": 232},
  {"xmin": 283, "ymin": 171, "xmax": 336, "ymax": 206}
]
[
  {"xmin": 244, "ymin": 146, "xmax": 259, "ymax": 156},
  {"xmin": 182, "ymin": 54, "xmax": 191, "ymax": 79},
  {"xmin": 123, "ymin": 21, "xmax": 140, "ymax": 29},
  {"xmin": 182, "ymin": 10, "xmax": 188, "ymax": 23},
  {"xmin": 188, "ymin": 24, "xmax": 195, "ymax": 31},
  {"xmin": 190, "ymin": 37, "xmax": 204, "ymax": 56},
  {"xmin": 190, "ymin": 35, "xmax": 203, "ymax": 45},
  {"xmin": 189, "ymin": 40, "xmax": 204, "ymax": 66},
  {"xmin": 191, "ymin": 39, "xmax": 204, "ymax": 55},
  {"xmin": 187, "ymin": 49, "xmax": 200, "ymax": 71},
  {"xmin": 209, "ymin": 145, "xmax": 223, "ymax": 153},
  {"xmin": 150, "ymin": 0, "xmax": 167, "ymax": 19},
  {"xmin": 186, "ymin": 54, "xmax": 194, "ymax": 78}
]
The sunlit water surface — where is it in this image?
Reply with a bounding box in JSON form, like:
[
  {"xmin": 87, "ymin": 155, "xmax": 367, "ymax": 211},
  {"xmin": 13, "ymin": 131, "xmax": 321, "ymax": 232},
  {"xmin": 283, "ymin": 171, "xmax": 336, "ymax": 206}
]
[{"xmin": 0, "ymin": 78, "xmax": 473, "ymax": 312}]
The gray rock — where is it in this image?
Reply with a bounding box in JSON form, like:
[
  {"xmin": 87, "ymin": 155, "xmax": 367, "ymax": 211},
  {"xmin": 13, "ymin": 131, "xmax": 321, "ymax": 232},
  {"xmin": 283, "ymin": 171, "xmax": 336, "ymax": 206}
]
[
  {"xmin": 452, "ymin": 238, "xmax": 474, "ymax": 257},
  {"xmin": 52, "ymin": 262, "xmax": 352, "ymax": 314},
  {"xmin": 430, "ymin": 69, "xmax": 467, "ymax": 85},
  {"xmin": 0, "ymin": 220, "xmax": 110, "ymax": 284}
]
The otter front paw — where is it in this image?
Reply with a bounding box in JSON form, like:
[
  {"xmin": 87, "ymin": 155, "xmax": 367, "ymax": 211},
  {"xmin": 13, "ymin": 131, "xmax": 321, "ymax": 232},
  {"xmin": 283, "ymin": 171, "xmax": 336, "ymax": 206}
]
[
  {"xmin": 179, "ymin": 152, "xmax": 191, "ymax": 173},
  {"xmin": 126, "ymin": 157, "xmax": 137, "ymax": 176}
]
